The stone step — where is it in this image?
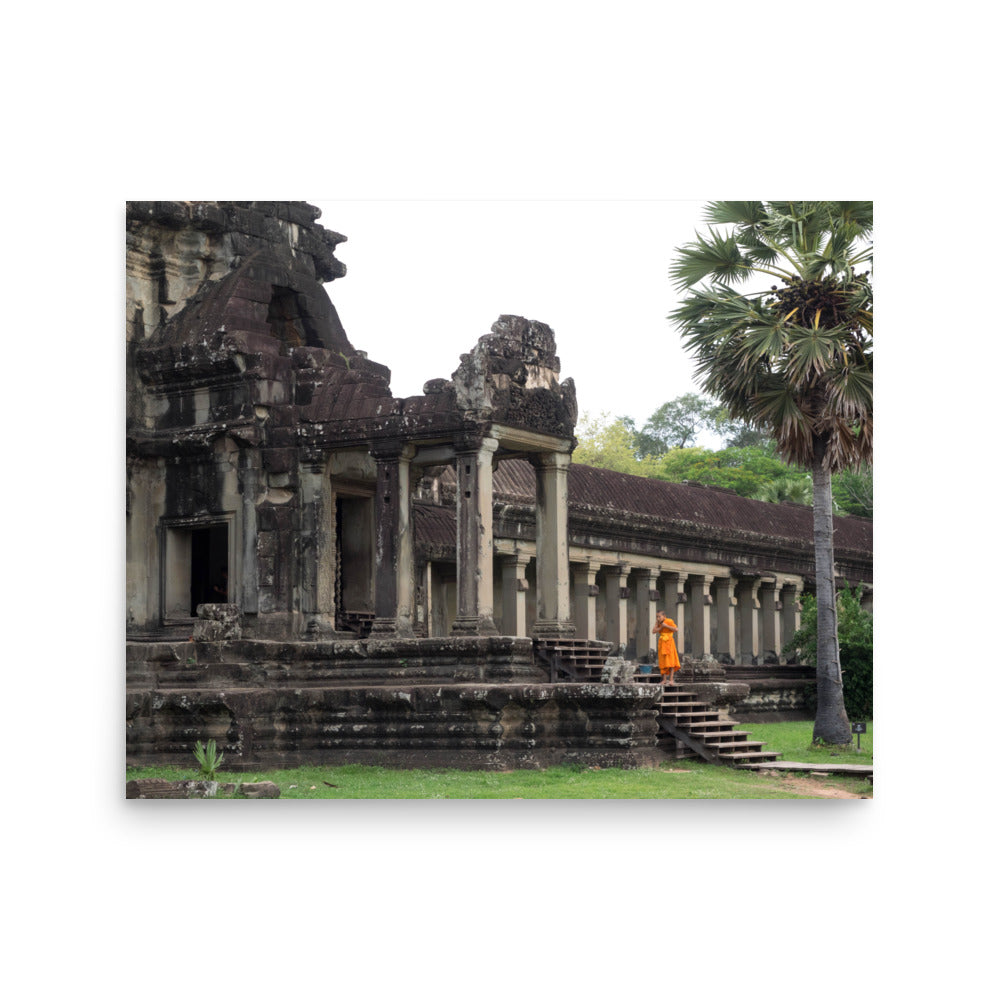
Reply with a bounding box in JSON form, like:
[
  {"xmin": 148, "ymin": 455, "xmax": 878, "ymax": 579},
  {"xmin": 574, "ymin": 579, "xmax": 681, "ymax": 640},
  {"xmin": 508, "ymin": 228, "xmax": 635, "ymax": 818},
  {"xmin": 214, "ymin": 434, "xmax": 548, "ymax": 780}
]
[
  {"xmin": 659, "ymin": 708, "xmax": 717, "ymax": 720},
  {"xmin": 716, "ymin": 748, "xmax": 778, "ymax": 761},
  {"xmin": 659, "ymin": 694, "xmax": 718, "ymax": 712},
  {"xmin": 653, "ymin": 683, "xmax": 782, "ymax": 768},
  {"xmin": 664, "ymin": 718, "xmax": 720, "ymax": 730},
  {"xmin": 701, "ymin": 731, "xmax": 753, "ymax": 744}
]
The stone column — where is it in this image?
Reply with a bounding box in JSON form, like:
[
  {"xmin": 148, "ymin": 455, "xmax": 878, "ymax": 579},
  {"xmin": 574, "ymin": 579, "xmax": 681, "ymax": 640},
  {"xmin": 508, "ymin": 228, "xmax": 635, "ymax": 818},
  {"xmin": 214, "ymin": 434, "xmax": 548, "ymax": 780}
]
[
  {"xmin": 604, "ymin": 562, "xmax": 630, "ymax": 655},
  {"xmin": 298, "ymin": 458, "xmax": 336, "ymax": 635},
  {"xmin": 713, "ymin": 576, "xmax": 737, "ymax": 662},
  {"xmin": 736, "ymin": 577, "xmax": 762, "ymax": 663},
  {"xmin": 688, "ymin": 575, "xmax": 714, "ymax": 657},
  {"xmin": 500, "ymin": 551, "xmax": 531, "ymax": 637},
  {"xmin": 239, "ymin": 449, "xmax": 260, "ymax": 616},
  {"xmin": 531, "ymin": 452, "xmax": 575, "ymax": 639},
  {"xmin": 452, "ymin": 438, "xmax": 499, "ymax": 635},
  {"xmin": 573, "ymin": 562, "xmax": 599, "ymax": 640},
  {"xmin": 663, "ymin": 572, "xmax": 688, "ymax": 655},
  {"xmin": 759, "ymin": 578, "xmax": 781, "ymax": 660},
  {"xmin": 633, "ymin": 567, "xmax": 658, "ymax": 660},
  {"xmin": 370, "ymin": 443, "xmax": 416, "ymax": 637},
  {"xmin": 780, "ymin": 581, "xmax": 803, "ymax": 662}
]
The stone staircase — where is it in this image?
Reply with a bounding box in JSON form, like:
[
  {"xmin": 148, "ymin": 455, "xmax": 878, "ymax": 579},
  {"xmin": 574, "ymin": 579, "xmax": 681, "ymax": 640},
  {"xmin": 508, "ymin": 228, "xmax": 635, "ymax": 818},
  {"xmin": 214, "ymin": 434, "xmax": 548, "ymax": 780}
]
[
  {"xmin": 533, "ymin": 643, "xmax": 781, "ymax": 768},
  {"xmin": 533, "ymin": 638, "xmax": 615, "ymax": 682},
  {"xmin": 647, "ymin": 683, "xmax": 781, "ymax": 766}
]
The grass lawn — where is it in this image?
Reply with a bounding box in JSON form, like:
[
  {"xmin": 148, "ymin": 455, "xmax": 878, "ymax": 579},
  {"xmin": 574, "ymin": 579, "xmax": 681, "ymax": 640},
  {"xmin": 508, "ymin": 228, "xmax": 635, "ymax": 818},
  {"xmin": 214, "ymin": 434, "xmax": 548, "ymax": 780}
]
[
  {"xmin": 126, "ymin": 722, "xmax": 873, "ymax": 799},
  {"xmin": 740, "ymin": 719, "xmax": 873, "ymax": 767}
]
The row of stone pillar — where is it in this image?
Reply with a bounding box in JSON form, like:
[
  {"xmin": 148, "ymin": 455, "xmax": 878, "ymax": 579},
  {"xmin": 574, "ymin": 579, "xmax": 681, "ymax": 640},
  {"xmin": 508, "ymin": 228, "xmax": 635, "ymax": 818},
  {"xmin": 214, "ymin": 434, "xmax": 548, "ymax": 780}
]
[
  {"xmin": 498, "ymin": 558, "xmax": 804, "ymax": 663},
  {"xmin": 367, "ymin": 439, "xmax": 576, "ymax": 640},
  {"xmin": 304, "ymin": 440, "xmax": 806, "ymax": 662}
]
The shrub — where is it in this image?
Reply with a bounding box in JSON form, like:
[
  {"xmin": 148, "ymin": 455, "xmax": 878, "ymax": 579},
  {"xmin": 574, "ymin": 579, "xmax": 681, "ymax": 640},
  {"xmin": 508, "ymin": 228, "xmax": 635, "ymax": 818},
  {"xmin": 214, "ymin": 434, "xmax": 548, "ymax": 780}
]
[
  {"xmin": 193, "ymin": 739, "xmax": 225, "ymax": 780},
  {"xmin": 785, "ymin": 587, "xmax": 873, "ymax": 721}
]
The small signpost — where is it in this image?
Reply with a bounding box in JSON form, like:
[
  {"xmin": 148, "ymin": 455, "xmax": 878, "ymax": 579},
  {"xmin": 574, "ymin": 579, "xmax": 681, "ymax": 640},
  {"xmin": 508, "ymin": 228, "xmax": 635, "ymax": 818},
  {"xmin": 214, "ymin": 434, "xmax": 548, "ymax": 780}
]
[{"xmin": 851, "ymin": 721, "xmax": 867, "ymax": 751}]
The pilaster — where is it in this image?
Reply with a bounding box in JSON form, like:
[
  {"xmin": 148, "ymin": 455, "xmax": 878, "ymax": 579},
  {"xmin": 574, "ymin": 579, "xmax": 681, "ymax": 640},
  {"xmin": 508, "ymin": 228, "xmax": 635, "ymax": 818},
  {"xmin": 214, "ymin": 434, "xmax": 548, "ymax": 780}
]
[
  {"xmin": 759, "ymin": 578, "xmax": 781, "ymax": 658},
  {"xmin": 688, "ymin": 574, "xmax": 714, "ymax": 657},
  {"xmin": 780, "ymin": 581, "xmax": 803, "ymax": 663},
  {"xmin": 298, "ymin": 458, "xmax": 336, "ymax": 635},
  {"xmin": 500, "ymin": 551, "xmax": 531, "ymax": 637},
  {"xmin": 634, "ymin": 567, "xmax": 657, "ymax": 660},
  {"xmin": 531, "ymin": 451, "xmax": 575, "ymax": 639},
  {"xmin": 713, "ymin": 576, "xmax": 737, "ymax": 661},
  {"xmin": 737, "ymin": 576, "xmax": 762, "ymax": 663},
  {"xmin": 604, "ymin": 562, "xmax": 630, "ymax": 654},
  {"xmin": 663, "ymin": 572, "xmax": 688, "ymax": 655},
  {"xmin": 369, "ymin": 442, "xmax": 416, "ymax": 637},
  {"xmin": 573, "ymin": 562, "xmax": 600, "ymax": 641},
  {"xmin": 451, "ymin": 437, "xmax": 499, "ymax": 636}
]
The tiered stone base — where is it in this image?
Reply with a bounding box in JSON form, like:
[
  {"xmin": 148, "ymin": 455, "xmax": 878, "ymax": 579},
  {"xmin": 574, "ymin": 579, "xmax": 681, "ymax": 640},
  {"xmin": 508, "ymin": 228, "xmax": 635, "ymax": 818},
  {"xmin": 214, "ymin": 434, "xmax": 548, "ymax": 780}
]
[{"xmin": 126, "ymin": 637, "xmax": 664, "ymax": 771}]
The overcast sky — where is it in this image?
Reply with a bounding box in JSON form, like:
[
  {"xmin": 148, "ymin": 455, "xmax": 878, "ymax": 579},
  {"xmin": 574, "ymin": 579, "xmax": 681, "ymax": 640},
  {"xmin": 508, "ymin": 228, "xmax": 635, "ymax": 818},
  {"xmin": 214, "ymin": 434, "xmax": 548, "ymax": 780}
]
[{"xmin": 312, "ymin": 199, "xmax": 716, "ymax": 430}]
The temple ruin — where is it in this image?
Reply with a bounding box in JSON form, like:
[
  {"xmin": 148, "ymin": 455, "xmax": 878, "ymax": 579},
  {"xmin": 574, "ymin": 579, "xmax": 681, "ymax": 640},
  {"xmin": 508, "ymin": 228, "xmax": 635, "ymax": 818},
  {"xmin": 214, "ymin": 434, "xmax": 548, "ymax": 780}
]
[{"xmin": 125, "ymin": 201, "xmax": 873, "ymax": 770}]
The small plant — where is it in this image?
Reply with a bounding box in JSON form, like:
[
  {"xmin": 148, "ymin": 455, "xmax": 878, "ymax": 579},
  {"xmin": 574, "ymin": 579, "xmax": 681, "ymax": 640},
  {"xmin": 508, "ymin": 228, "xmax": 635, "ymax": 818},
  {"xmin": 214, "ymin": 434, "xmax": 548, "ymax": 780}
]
[{"xmin": 193, "ymin": 739, "xmax": 225, "ymax": 780}]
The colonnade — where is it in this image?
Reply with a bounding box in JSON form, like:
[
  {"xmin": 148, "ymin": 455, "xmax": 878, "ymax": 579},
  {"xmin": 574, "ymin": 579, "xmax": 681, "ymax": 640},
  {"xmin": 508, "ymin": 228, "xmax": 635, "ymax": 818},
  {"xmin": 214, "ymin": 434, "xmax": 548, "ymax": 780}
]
[
  {"xmin": 486, "ymin": 548, "xmax": 806, "ymax": 664},
  {"xmin": 320, "ymin": 441, "xmax": 845, "ymax": 664},
  {"xmin": 351, "ymin": 433, "xmax": 577, "ymax": 641}
]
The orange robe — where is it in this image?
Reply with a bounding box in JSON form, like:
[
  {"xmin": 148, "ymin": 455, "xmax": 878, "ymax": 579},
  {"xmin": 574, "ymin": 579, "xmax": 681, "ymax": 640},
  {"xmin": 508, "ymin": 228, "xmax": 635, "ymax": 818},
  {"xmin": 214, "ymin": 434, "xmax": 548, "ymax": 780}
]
[{"xmin": 656, "ymin": 619, "xmax": 681, "ymax": 676}]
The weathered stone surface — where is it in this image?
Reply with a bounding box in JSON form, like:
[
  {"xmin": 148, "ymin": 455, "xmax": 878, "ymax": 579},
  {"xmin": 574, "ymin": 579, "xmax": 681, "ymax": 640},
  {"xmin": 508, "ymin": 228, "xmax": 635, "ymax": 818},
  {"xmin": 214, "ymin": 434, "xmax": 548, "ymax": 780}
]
[
  {"xmin": 126, "ymin": 667, "xmax": 664, "ymax": 771},
  {"xmin": 193, "ymin": 603, "xmax": 242, "ymax": 640},
  {"xmin": 125, "ymin": 779, "xmax": 240, "ymax": 799},
  {"xmin": 450, "ymin": 315, "xmax": 577, "ymax": 437},
  {"xmin": 240, "ymin": 781, "xmax": 280, "ymax": 798}
]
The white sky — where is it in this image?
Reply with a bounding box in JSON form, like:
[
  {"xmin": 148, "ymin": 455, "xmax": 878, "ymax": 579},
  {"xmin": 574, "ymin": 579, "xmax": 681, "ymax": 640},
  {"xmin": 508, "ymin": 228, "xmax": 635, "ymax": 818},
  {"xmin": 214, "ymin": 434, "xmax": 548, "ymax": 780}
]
[{"xmin": 311, "ymin": 199, "xmax": 713, "ymax": 429}]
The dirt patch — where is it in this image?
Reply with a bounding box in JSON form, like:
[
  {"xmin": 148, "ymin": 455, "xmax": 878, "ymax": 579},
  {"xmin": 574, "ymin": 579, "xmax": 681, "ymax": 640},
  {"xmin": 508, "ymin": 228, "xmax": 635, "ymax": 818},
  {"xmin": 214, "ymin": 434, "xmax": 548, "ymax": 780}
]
[{"xmin": 765, "ymin": 772, "xmax": 871, "ymax": 799}]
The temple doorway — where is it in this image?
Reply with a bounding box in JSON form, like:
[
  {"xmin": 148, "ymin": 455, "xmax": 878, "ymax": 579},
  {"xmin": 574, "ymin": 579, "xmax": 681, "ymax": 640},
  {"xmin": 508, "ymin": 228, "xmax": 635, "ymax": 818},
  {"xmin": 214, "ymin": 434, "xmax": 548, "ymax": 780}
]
[
  {"xmin": 334, "ymin": 492, "xmax": 375, "ymax": 633},
  {"xmin": 190, "ymin": 524, "xmax": 229, "ymax": 613},
  {"xmin": 161, "ymin": 518, "xmax": 231, "ymax": 621}
]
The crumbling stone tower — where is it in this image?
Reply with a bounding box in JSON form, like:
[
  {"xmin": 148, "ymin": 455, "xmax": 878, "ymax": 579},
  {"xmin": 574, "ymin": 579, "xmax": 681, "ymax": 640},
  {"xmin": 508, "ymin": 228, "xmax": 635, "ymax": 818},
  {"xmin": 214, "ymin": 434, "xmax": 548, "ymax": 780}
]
[{"xmin": 126, "ymin": 201, "xmax": 579, "ymax": 643}]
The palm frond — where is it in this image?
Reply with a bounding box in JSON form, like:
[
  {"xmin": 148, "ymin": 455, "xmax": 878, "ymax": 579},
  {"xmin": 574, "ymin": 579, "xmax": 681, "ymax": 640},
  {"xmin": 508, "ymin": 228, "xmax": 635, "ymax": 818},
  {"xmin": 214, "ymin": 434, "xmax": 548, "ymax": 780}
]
[
  {"xmin": 669, "ymin": 229, "xmax": 750, "ymax": 289},
  {"xmin": 829, "ymin": 201, "xmax": 874, "ymax": 236},
  {"xmin": 823, "ymin": 363, "xmax": 874, "ymax": 421},
  {"xmin": 704, "ymin": 201, "xmax": 769, "ymax": 227},
  {"xmin": 783, "ymin": 325, "xmax": 840, "ymax": 382}
]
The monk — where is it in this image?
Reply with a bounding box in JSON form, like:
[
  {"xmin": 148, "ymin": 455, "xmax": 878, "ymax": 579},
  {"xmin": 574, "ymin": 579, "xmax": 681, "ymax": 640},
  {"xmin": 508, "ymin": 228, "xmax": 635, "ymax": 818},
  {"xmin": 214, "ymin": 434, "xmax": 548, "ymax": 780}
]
[{"xmin": 653, "ymin": 610, "xmax": 681, "ymax": 685}]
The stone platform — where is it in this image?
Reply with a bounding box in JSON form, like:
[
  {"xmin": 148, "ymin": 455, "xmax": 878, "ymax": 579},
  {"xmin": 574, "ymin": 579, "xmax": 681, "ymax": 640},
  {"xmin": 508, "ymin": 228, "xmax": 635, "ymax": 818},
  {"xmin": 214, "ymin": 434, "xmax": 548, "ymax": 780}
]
[{"xmin": 126, "ymin": 636, "xmax": 665, "ymax": 771}]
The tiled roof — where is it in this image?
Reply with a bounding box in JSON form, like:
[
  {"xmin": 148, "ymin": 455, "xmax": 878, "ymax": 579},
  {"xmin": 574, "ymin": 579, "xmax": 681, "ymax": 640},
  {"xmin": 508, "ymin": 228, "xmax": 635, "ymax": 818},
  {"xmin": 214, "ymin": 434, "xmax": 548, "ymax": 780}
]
[{"xmin": 428, "ymin": 458, "xmax": 872, "ymax": 557}]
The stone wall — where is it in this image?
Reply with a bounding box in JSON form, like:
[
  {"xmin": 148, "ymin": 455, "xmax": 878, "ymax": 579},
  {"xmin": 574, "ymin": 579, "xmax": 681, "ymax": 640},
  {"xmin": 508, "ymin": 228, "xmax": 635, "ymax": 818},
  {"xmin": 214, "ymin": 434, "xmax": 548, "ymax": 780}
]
[{"xmin": 126, "ymin": 636, "xmax": 663, "ymax": 770}]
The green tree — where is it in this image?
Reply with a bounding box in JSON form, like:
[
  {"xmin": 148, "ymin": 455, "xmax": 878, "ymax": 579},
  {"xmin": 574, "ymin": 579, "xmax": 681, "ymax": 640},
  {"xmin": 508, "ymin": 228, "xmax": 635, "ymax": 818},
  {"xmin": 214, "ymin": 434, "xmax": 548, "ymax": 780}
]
[
  {"xmin": 651, "ymin": 443, "xmax": 796, "ymax": 498},
  {"xmin": 784, "ymin": 588, "xmax": 873, "ymax": 721},
  {"xmin": 832, "ymin": 464, "xmax": 873, "ymax": 519},
  {"xmin": 632, "ymin": 393, "xmax": 728, "ymax": 455},
  {"xmin": 670, "ymin": 201, "xmax": 873, "ymax": 745},
  {"xmin": 574, "ymin": 412, "xmax": 648, "ymax": 475},
  {"xmin": 720, "ymin": 421, "xmax": 773, "ymax": 449}
]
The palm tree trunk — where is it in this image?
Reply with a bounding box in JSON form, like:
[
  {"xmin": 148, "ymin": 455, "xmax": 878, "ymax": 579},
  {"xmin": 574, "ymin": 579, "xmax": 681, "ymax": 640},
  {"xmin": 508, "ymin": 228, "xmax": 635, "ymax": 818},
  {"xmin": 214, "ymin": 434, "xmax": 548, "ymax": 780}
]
[{"xmin": 811, "ymin": 445, "xmax": 852, "ymax": 744}]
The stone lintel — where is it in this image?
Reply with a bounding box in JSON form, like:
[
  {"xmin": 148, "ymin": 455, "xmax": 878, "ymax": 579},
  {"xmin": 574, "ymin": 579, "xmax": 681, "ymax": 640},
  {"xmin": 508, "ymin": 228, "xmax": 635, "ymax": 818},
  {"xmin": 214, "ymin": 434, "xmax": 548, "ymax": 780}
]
[{"xmin": 489, "ymin": 424, "xmax": 573, "ymax": 454}]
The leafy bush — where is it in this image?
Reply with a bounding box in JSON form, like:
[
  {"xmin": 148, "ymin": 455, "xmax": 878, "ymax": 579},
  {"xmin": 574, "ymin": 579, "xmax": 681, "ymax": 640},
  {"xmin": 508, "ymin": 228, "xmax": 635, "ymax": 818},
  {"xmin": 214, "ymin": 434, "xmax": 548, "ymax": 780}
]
[{"xmin": 785, "ymin": 587, "xmax": 873, "ymax": 721}]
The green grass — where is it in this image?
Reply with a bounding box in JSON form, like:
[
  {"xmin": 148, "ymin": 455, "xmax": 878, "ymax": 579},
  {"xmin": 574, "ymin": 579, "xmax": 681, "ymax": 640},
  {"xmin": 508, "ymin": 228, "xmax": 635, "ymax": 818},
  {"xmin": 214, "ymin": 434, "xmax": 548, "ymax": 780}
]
[
  {"xmin": 740, "ymin": 719, "xmax": 873, "ymax": 767},
  {"xmin": 126, "ymin": 722, "xmax": 873, "ymax": 799}
]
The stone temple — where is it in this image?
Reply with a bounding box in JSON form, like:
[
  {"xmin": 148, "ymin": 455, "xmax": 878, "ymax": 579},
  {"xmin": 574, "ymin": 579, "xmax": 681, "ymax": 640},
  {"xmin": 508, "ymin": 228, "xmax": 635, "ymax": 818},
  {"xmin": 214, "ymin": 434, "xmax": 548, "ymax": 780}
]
[{"xmin": 126, "ymin": 201, "xmax": 873, "ymax": 770}]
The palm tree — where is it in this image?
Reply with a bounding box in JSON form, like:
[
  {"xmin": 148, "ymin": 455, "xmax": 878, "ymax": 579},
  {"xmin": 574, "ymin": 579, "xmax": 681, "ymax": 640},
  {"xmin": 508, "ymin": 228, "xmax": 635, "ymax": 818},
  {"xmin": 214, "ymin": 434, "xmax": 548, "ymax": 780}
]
[
  {"xmin": 669, "ymin": 201, "xmax": 873, "ymax": 745},
  {"xmin": 754, "ymin": 475, "xmax": 814, "ymax": 506}
]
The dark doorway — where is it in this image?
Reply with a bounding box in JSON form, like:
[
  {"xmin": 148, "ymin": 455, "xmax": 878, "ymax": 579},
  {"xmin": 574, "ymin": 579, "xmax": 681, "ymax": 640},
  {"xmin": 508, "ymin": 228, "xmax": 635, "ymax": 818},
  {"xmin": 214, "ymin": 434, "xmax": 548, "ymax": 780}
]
[
  {"xmin": 335, "ymin": 494, "xmax": 374, "ymax": 633},
  {"xmin": 189, "ymin": 523, "xmax": 229, "ymax": 615}
]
